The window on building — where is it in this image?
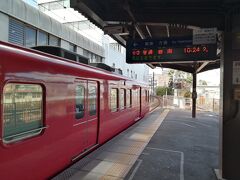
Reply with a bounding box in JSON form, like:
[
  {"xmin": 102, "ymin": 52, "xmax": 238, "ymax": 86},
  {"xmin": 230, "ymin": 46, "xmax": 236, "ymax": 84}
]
[
  {"xmin": 9, "ymin": 19, "xmax": 24, "ymax": 46},
  {"xmin": 96, "ymin": 55, "xmax": 102, "ymax": 63},
  {"xmin": 110, "ymin": 89, "xmax": 118, "ymax": 112},
  {"xmin": 83, "ymin": 49, "xmax": 90, "ymax": 58},
  {"xmin": 49, "ymin": 34, "xmax": 60, "ymax": 46},
  {"xmin": 25, "ymin": 26, "xmax": 37, "ymax": 47},
  {"xmin": 3, "ymin": 83, "xmax": 43, "ymax": 143},
  {"xmin": 69, "ymin": 43, "xmax": 76, "ymax": 52},
  {"xmin": 119, "ymin": 89, "xmax": 126, "ymax": 110},
  {"xmin": 76, "ymin": 85, "xmax": 85, "ymax": 119},
  {"xmin": 88, "ymin": 86, "xmax": 97, "ymax": 116},
  {"xmin": 126, "ymin": 89, "xmax": 132, "ymax": 107},
  {"xmin": 110, "ymin": 43, "xmax": 122, "ymax": 53},
  {"xmin": 38, "ymin": 30, "xmax": 48, "ymax": 46}
]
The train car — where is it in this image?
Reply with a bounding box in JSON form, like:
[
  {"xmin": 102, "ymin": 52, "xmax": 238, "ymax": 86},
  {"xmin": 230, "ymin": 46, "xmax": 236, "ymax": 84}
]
[{"xmin": 0, "ymin": 41, "xmax": 150, "ymax": 180}]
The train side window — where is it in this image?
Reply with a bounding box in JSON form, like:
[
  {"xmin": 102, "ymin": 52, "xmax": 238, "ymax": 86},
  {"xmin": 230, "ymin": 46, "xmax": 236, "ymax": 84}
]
[
  {"xmin": 136, "ymin": 89, "xmax": 140, "ymax": 105},
  {"xmin": 119, "ymin": 89, "xmax": 126, "ymax": 110},
  {"xmin": 88, "ymin": 86, "xmax": 96, "ymax": 116},
  {"xmin": 148, "ymin": 90, "xmax": 150, "ymax": 102},
  {"xmin": 126, "ymin": 89, "xmax": 132, "ymax": 108},
  {"xmin": 110, "ymin": 88, "xmax": 118, "ymax": 112},
  {"xmin": 76, "ymin": 85, "xmax": 85, "ymax": 119},
  {"xmin": 145, "ymin": 90, "xmax": 148, "ymax": 102},
  {"xmin": 3, "ymin": 83, "xmax": 43, "ymax": 143}
]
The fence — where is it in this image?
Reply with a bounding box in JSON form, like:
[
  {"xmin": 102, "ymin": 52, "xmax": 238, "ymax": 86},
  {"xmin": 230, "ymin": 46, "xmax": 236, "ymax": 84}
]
[
  {"xmin": 154, "ymin": 95, "xmax": 220, "ymax": 113},
  {"xmin": 197, "ymin": 97, "xmax": 220, "ymax": 113}
]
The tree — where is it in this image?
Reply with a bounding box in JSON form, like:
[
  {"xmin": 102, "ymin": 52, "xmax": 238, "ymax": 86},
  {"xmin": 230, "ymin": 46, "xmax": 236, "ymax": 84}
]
[
  {"xmin": 184, "ymin": 90, "xmax": 192, "ymax": 98},
  {"xmin": 168, "ymin": 69, "xmax": 174, "ymax": 88},
  {"xmin": 156, "ymin": 86, "xmax": 174, "ymax": 96},
  {"xmin": 198, "ymin": 80, "xmax": 207, "ymax": 85}
]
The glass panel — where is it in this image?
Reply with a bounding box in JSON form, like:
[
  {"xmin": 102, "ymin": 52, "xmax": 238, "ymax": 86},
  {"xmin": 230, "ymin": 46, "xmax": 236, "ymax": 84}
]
[
  {"xmin": 49, "ymin": 35, "xmax": 60, "ymax": 46},
  {"xmin": 88, "ymin": 86, "xmax": 97, "ymax": 116},
  {"xmin": 126, "ymin": 89, "xmax": 131, "ymax": 107},
  {"xmin": 119, "ymin": 89, "xmax": 125, "ymax": 110},
  {"xmin": 145, "ymin": 90, "xmax": 148, "ymax": 102},
  {"xmin": 136, "ymin": 89, "xmax": 140, "ymax": 105},
  {"xmin": 38, "ymin": 31, "xmax": 48, "ymax": 46},
  {"xmin": 3, "ymin": 84, "xmax": 43, "ymax": 142},
  {"xmin": 76, "ymin": 85, "xmax": 85, "ymax": 119},
  {"xmin": 25, "ymin": 26, "xmax": 37, "ymax": 47},
  {"xmin": 110, "ymin": 89, "xmax": 118, "ymax": 112},
  {"xmin": 69, "ymin": 43, "xmax": 76, "ymax": 52}
]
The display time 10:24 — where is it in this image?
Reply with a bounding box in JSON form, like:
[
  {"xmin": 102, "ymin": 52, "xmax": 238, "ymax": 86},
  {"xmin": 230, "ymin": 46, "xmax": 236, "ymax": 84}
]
[{"xmin": 183, "ymin": 46, "xmax": 209, "ymax": 54}]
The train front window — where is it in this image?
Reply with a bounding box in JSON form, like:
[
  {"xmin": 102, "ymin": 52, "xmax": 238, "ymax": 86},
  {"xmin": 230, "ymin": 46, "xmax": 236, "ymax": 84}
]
[
  {"xmin": 3, "ymin": 83, "xmax": 43, "ymax": 143},
  {"xmin": 88, "ymin": 86, "xmax": 96, "ymax": 116},
  {"xmin": 76, "ymin": 85, "xmax": 85, "ymax": 119},
  {"xmin": 110, "ymin": 89, "xmax": 118, "ymax": 112}
]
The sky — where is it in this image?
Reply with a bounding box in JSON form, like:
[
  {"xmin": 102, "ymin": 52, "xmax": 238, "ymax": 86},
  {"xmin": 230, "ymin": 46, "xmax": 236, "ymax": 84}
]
[
  {"xmin": 22, "ymin": 0, "xmax": 38, "ymax": 8},
  {"xmin": 150, "ymin": 67, "xmax": 220, "ymax": 86}
]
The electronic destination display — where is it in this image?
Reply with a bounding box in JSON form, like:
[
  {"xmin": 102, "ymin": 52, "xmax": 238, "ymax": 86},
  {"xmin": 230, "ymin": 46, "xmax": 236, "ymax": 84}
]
[{"xmin": 126, "ymin": 37, "xmax": 218, "ymax": 63}]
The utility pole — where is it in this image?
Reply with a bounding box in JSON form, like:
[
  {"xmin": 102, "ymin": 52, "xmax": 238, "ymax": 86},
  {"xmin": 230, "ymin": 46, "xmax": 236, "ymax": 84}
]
[{"xmin": 192, "ymin": 71, "xmax": 197, "ymax": 118}]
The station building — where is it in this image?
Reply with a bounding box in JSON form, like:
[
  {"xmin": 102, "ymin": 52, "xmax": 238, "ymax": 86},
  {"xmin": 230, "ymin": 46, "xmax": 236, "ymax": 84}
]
[{"xmin": 0, "ymin": 0, "xmax": 149, "ymax": 82}]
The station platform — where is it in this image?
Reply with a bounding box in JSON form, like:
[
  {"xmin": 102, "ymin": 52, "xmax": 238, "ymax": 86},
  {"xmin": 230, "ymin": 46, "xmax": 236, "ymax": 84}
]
[{"xmin": 53, "ymin": 108, "xmax": 219, "ymax": 180}]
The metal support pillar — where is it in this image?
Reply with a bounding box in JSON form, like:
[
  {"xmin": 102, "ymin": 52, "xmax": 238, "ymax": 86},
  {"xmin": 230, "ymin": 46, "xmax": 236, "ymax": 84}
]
[
  {"xmin": 192, "ymin": 72, "xmax": 197, "ymax": 118},
  {"xmin": 220, "ymin": 13, "xmax": 240, "ymax": 180}
]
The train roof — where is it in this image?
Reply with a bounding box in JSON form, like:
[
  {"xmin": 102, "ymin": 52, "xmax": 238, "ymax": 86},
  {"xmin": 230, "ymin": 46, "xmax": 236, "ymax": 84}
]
[{"xmin": 0, "ymin": 41, "xmax": 148, "ymax": 87}]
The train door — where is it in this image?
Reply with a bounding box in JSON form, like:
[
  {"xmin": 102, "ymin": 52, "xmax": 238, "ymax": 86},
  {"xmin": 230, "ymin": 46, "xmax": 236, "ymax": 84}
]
[
  {"xmin": 74, "ymin": 80, "xmax": 88, "ymax": 152},
  {"xmin": 86, "ymin": 81, "xmax": 99, "ymax": 148},
  {"xmin": 139, "ymin": 87, "xmax": 142, "ymax": 117}
]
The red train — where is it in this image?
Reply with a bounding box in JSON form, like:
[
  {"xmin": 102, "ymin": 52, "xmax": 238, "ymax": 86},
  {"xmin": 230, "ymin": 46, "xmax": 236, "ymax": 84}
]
[{"xmin": 0, "ymin": 41, "xmax": 150, "ymax": 180}]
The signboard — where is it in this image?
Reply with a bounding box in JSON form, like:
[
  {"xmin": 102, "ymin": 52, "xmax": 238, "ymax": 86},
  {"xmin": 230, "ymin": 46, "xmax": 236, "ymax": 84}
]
[
  {"xmin": 126, "ymin": 37, "xmax": 218, "ymax": 63},
  {"xmin": 193, "ymin": 28, "xmax": 217, "ymax": 45},
  {"xmin": 233, "ymin": 61, "xmax": 240, "ymax": 85}
]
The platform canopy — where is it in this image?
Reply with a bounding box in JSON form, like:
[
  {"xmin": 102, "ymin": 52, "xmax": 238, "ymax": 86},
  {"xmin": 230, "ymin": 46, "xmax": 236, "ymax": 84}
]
[{"xmin": 70, "ymin": 0, "xmax": 239, "ymax": 72}]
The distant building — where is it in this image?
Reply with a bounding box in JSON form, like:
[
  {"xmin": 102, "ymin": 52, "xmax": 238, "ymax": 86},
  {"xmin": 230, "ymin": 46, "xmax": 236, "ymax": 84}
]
[{"xmin": 196, "ymin": 85, "xmax": 220, "ymax": 99}]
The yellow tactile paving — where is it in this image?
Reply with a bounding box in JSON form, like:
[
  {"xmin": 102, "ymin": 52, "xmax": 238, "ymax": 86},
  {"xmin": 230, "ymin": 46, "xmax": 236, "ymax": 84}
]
[
  {"xmin": 69, "ymin": 171, "xmax": 123, "ymax": 180},
  {"xmin": 96, "ymin": 151, "xmax": 138, "ymax": 165},
  {"xmin": 105, "ymin": 145, "xmax": 145, "ymax": 155},
  {"xmin": 115, "ymin": 140, "xmax": 147, "ymax": 148}
]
